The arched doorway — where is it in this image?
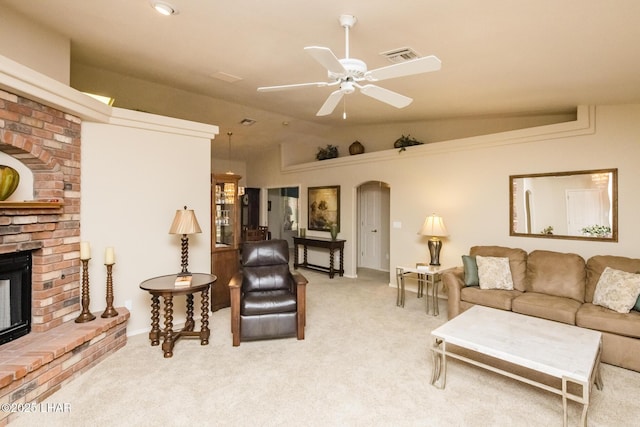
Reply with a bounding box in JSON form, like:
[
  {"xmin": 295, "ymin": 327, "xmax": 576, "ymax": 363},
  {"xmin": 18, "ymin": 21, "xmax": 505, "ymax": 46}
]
[{"xmin": 357, "ymin": 181, "xmax": 390, "ymax": 272}]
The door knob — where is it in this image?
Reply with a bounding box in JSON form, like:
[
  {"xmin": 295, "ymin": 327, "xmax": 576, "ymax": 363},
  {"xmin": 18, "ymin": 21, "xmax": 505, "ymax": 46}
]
[{"xmin": 371, "ymin": 229, "xmax": 377, "ymax": 233}]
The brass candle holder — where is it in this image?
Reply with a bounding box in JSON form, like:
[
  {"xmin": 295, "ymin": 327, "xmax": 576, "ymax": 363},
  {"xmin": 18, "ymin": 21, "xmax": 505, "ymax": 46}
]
[
  {"xmin": 75, "ymin": 258, "xmax": 96, "ymax": 323},
  {"xmin": 101, "ymin": 263, "xmax": 118, "ymax": 318}
]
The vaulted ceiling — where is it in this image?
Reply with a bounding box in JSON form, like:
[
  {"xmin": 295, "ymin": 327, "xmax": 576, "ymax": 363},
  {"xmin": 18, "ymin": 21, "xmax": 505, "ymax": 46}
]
[{"xmin": 5, "ymin": 0, "xmax": 640, "ymax": 158}]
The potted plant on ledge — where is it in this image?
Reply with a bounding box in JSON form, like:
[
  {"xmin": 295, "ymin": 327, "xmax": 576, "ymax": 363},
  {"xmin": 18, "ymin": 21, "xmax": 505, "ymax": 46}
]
[
  {"xmin": 316, "ymin": 144, "xmax": 339, "ymax": 160},
  {"xmin": 393, "ymin": 134, "xmax": 423, "ymax": 152}
]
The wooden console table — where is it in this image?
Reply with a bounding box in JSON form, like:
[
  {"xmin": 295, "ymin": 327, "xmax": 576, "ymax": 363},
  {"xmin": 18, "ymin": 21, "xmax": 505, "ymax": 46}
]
[{"xmin": 293, "ymin": 236, "xmax": 345, "ymax": 278}]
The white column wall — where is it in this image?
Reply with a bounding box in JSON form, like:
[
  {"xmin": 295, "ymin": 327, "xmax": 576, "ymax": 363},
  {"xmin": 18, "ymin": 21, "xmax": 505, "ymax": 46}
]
[{"xmin": 82, "ymin": 114, "xmax": 213, "ymax": 335}]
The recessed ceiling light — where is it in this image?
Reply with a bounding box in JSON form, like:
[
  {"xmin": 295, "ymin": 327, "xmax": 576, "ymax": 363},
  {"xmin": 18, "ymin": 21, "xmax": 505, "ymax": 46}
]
[{"xmin": 150, "ymin": 1, "xmax": 178, "ymax": 16}]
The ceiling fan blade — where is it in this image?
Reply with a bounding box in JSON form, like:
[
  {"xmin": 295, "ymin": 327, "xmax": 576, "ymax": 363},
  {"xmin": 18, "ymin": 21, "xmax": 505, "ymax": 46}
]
[
  {"xmin": 359, "ymin": 84, "xmax": 413, "ymax": 108},
  {"xmin": 304, "ymin": 46, "xmax": 347, "ymax": 75},
  {"xmin": 316, "ymin": 90, "xmax": 344, "ymax": 116},
  {"xmin": 257, "ymin": 81, "xmax": 330, "ymax": 92},
  {"xmin": 365, "ymin": 55, "xmax": 441, "ymax": 81}
]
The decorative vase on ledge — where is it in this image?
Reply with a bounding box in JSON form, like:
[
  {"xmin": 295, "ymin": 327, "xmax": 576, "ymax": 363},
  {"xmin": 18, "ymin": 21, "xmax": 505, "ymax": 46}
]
[
  {"xmin": 349, "ymin": 140, "xmax": 364, "ymax": 155},
  {"xmin": 0, "ymin": 165, "xmax": 20, "ymax": 201}
]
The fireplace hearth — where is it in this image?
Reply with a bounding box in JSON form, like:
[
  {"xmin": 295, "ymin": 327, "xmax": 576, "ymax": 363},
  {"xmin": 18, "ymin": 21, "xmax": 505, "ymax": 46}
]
[{"xmin": 0, "ymin": 250, "xmax": 32, "ymax": 345}]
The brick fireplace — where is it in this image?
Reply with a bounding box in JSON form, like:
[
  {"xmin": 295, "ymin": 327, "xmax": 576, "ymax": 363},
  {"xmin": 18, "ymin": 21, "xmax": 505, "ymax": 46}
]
[
  {"xmin": 0, "ymin": 89, "xmax": 81, "ymax": 331},
  {"xmin": 0, "ymin": 90, "xmax": 129, "ymax": 425}
]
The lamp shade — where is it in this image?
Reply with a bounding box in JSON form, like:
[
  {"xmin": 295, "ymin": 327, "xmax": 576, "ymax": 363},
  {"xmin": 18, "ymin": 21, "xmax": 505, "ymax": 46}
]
[
  {"xmin": 419, "ymin": 214, "xmax": 448, "ymax": 237},
  {"xmin": 169, "ymin": 206, "xmax": 202, "ymax": 235}
]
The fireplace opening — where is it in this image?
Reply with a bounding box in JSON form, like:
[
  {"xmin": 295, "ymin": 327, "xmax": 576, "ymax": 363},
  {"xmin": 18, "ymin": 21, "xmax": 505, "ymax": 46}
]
[{"xmin": 0, "ymin": 251, "xmax": 32, "ymax": 345}]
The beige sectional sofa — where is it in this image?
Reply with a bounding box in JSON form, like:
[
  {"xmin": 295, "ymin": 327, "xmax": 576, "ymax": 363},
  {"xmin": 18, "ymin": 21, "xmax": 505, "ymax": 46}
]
[{"xmin": 443, "ymin": 246, "xmax": 640, "ymax": 372}]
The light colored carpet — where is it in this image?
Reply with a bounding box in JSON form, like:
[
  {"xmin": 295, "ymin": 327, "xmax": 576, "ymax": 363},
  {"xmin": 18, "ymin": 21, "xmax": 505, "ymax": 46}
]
[{"xmin": 11, "ymin": 268, "xmax": 640, "ymax": 426}]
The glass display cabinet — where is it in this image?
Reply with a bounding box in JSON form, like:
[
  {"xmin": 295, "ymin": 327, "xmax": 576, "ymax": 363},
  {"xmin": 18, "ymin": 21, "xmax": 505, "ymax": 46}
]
[{"xmin": 211, "ymin": 173, "xmax": 241, "ymax": 310}]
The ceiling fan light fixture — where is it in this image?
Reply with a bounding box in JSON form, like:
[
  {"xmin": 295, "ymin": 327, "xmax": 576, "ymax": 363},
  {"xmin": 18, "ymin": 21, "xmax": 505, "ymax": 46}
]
[
  {"xmin": 257, "ymin": 14, "xmax": 440, "ymax": 117},
  {"xmin": 151, "ymin": 1, "xmax": 178, "ymax": 16}
]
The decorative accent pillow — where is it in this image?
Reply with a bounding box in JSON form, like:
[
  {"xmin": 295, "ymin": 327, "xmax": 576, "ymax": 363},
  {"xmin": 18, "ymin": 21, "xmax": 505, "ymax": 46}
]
[
  {"xmin": 462, "ymin": 255, "xmax": 479, "ymax": 287},
  {"xmin": 476, "ymin": 256, "xmax": 514, "ymax": 290},
  {"xmin": 593, "ymin": 267, "xmax": 640, "ymax": 314}
]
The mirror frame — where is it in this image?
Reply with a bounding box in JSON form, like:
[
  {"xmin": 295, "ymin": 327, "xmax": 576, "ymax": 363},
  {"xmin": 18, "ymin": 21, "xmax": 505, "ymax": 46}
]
[{"xmin": 509, "ymin": 168, "xmax": 618, "ymax": 242}]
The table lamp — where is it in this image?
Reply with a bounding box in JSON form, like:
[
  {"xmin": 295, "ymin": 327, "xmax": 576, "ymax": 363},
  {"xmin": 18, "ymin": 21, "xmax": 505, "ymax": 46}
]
[
  {"xmin": 419, "ymin": 214, "xmax": 448, "ymax": 266},
  {"xmin": 169, "ymin": 206, "xmax": 202, "ymax": 276}
]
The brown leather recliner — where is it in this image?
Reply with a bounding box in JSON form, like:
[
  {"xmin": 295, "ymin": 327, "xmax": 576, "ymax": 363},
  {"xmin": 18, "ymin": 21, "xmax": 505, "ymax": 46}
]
[{"xmin": 229, "ymin": 239, "xmax": 307, "ymax": 346}]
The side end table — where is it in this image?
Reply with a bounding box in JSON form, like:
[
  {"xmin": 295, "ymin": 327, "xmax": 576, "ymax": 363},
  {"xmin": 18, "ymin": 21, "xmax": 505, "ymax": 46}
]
[
  {"xmin": 140, "ymin": 273, "xmax": 216, "ymax": 358},
  {"xmin": 396, "ymin": 265, "xmax": 450, "ymax": 316}
]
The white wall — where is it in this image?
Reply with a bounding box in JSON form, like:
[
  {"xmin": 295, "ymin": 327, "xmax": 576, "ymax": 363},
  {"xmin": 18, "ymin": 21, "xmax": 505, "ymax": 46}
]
[
  {"xmin": 82, "ymin": 111, "xmax": 213, "ymax": 335},
  {"xmin": 246, "ymin": 105, "xmax": 640, "ymax": 285},
  {"xmin": 0, "ymin": 6, "xmax": 70, "ymax": 84}
]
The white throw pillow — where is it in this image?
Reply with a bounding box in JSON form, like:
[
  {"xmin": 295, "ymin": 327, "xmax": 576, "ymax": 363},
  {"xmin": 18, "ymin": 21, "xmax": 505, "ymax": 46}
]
[
  {"xmin": 476, "ymin": 256, "xmax": 514, "ymax": 290},
  {"xmin": 592, "ymin": 267, "xmax": 640, "ymax": 314}
]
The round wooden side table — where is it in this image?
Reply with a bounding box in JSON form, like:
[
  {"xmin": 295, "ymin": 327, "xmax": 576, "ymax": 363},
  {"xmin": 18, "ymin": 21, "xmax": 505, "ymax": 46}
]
[{"xmin": 139, "ymin": 273, "xmax": 216, "ymax": 358}]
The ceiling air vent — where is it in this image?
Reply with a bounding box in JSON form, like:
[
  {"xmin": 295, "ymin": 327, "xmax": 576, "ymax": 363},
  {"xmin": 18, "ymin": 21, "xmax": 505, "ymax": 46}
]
[
  {"xmin": 240, "ymin": 118, "xmax": 256, "ymax": 126},
  {"xmin": 380, "ymin": 47, "xmax": 420, "ymax": 64}
]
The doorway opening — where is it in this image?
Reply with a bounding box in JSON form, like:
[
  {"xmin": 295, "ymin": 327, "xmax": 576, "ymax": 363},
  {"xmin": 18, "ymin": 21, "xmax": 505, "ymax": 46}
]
[
  {"xmin": 267, "ymin": 187, "xmax": 300, "ymax": 248},
  {"xmin": 357, "ymin": 181, "xmax": 390, "ymax": 274}
]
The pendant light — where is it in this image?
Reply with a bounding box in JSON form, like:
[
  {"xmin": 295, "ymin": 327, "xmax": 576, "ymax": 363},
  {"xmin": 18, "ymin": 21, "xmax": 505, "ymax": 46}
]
[{"xmin": 226, "ymin": 132, "xmax": 234, "ymax": 175}]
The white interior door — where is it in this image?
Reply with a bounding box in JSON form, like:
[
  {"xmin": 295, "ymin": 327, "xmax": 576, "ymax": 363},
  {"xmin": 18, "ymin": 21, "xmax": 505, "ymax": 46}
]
[{"xmin": 359, "ymin": 182, "xmax": 390, "ymax": 270}]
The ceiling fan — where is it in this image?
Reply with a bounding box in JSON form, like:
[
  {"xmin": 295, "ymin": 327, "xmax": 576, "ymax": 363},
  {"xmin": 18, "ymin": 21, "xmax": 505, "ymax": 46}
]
[{"xmin": 257, "ymin": 15, "xmax": 441, "ymax": 117}]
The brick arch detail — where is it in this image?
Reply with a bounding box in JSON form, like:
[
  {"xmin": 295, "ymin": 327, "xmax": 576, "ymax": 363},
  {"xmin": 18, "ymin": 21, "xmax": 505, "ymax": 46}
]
[
  {"xmin": 0, "ymin": 130, "xmax": 62, "ymax": 171},
  {"xmin": 0, "ymin": 138, "xmax": 65, "ymax": 201}
]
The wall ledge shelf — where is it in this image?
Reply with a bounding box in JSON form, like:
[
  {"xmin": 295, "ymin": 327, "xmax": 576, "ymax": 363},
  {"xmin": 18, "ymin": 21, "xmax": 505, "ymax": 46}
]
[{"xmin": 281, "ymin": 105, "xmax": 595, "ymax": 174}]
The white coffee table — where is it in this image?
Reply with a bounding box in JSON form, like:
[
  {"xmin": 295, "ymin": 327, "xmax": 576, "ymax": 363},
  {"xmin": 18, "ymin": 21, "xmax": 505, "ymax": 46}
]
[{"xmin": 430, "ymin": 306, "xmax": 603, "ymax": 427}]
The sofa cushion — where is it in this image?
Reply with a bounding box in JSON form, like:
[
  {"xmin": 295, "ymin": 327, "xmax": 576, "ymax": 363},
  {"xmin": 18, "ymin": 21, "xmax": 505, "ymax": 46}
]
[
  {"xmin": 586, "ymin": 255, "xmax": 640, "ymax": 303},
  {"xmin": 477, "ymin": 256, "xmax": 514, "ymax": 290},
  {"xmin": 512, "ymin": 292, "xmax": 581, "ymax": 325},
  {"xmin": 577, "ymin": 303, "xmax": 640, "ymax": 339},
  {"xmin": 470, "ymin": 246, "xmax": 527, "ymax": 292},
  {"xmin": 460, "ymin": 287, "xmax": 522, "ymax": 311},
  {"xmin": 592, "ymin": 267, "xmax": 640, "ymax": 313},
  {"xmin": 462, "ymin": 255, "xmax": 479, "ymax": 286},
  {"xmin": 526, "ymin": 250, "xmax": 586, "ymax": 302}
]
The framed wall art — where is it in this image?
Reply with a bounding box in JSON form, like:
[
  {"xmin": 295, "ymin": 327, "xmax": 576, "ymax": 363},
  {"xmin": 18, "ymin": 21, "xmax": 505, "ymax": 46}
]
[{"xmin": 308, "ymin": 185, "xmax": 340, "ymax": 232}]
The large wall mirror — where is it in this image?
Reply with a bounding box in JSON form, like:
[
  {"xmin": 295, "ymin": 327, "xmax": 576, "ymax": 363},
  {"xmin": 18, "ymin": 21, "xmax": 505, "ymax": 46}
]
[{"xmin": 510, "ymin": 168, "xmax": 618, "ymax": 241}]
